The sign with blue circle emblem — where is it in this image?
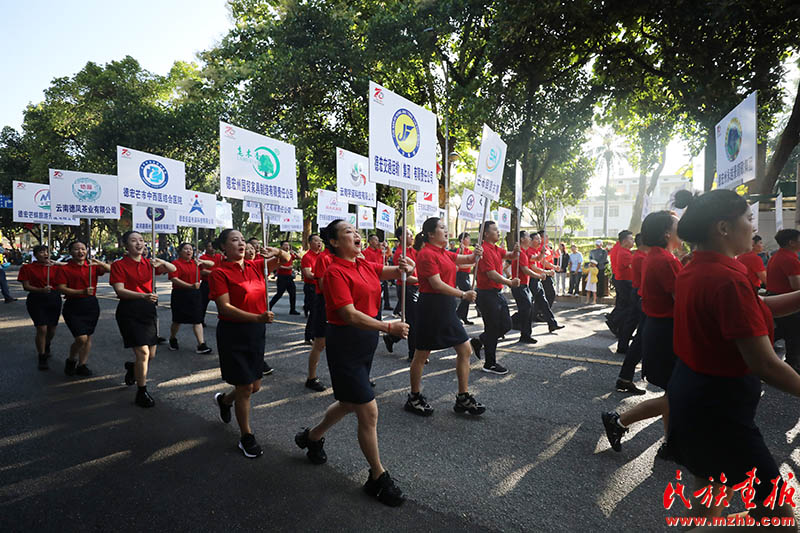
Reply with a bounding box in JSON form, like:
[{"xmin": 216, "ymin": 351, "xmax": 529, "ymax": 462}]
[{"xmin": 117, "ymin": 146, "xmax": 186, "ymax": 208}]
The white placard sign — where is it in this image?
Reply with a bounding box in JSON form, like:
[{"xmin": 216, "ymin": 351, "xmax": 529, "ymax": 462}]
[
  {"xmin": 215, "ymin": 201, "xmax": 233, "ymax": 228},
  {"xmin": 458, "ymin": 188, "xmax": 487, "ymax": 223},
  {"xmin": 336, "ymin": 147, "xmax": 376, "ymax": 206},
  {"xmin": 474, "ymin": 124, "xmax": 507, "ymax": 201},
  {"xmin": 247, "ymin": 211, "xmax": 277, "ymax": 224},
  {"xmin": 12, "ymin": 181, "xmax": 80, "ymax": 225},
  {"xmin": 750, "ymin": 202, "xmax": 759, "ymax": 233},
  {"xmin": 219, "ymin": 121, "xmax": 298, "ymax": 207},
  {"xmin": 514, "ymin": 161, "xmax": 523, "ymax": 211},
  {"xmin": 497, "ymin": 206, "xmax": 512, "ymax": 232},
  {"xmin": 49, "ymin": 169, "xmax": 120, "ymax": 220},
  {"xmin": 244, "ymin": 199, "xmax": 292, "ymax": 219},
  {"xmin": 776, "ymin": 193, "xmax": 784, "ymax": 231},
  {"xmin": 715, "ymin": 91, "xmax": 757, "ymax": 190},
  {"xmin": 416, "ymin": 201, "xmax": 439, "ymax": 221},
  {"xmin": 133, "ymin": 205, "xmax": 177, "ymax": 234},
  {"xmin": 368, "ymin": 81, "xmax": 437, "ymax": 192},
  {"xmin": 376, "ymin": 201, "xmax": 396, "ymax": 233},
  {"xmin": 357, "ymin": 206, "xmax": 375, "ymax": 229},
  {"xmin": 317, "ymin": 189, "xmax": 348, "ymax": 226},
  {"xmin": 179, "ymin": 190, "xmax": 216, "ymax": 229},
  {"xmin": 279, "ymin": 209, "xmax": 304, "ymax": 232},
  {"xmin": 117, "ymin": 146, "xmax": 186, "ymax": 208}
]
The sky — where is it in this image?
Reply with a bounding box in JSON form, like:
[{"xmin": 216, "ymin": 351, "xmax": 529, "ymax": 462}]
[{"xmin": 0, "ymin": 0, "xmax": 231, "ymax": 131}]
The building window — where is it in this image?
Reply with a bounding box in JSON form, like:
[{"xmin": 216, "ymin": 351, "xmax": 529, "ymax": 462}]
[
  {"xmin": 594, "ymin": 206, "xmax": 604, "ymax": 217},
  {"xmin": 579, "ymin": 207, "xmax": 588, "ymax": 217},
  {"xmin": 609, "ymin": 228, "xmax": 618, "ymax": 237},
  {"xmin": 609, "ymin": 206, "xmax": 619, "ymax": 217}
]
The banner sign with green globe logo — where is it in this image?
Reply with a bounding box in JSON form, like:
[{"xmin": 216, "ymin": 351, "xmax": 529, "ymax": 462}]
[
  {"xmin": 117, "ymin": 146, "xmax": 186, "ymax": 208},
  {"xmin": 336, "ymin": 147, "xmax": 376, "ymax": 207},
  {"xmin": 219, "ymin": 121, "xmax": 297, "ymax": 208},
  {"xmin": 49, "ymin": 169, "xmax": 120, "ymax": 220},
  {"xmin": 715, "ymin": 91, "xmax": 757, "ymax": 190},
  {"xmin": 12, "ymin": 180, "xmax": 80, "ymax": 226}
]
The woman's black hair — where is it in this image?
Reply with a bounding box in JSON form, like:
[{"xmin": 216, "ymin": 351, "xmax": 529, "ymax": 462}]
[
  {"xmin": 752, "ymin": 234, "xmax": 762, "ymax": 244},
  {"xmin": 519, "ymin": 230, "xmax": 528, "ymax": 240},
  {"xmin": 420, "ymin": 217, "xmax": 440, "ymax": 244},
  {"xmin": 394, "ymin": 226, "xmax": 406, "ymax": 240},
  {"xmin": 213, "ymin": 229, "xmax": 237, "ymax": 250},
  {"xmin": 321, "ymin": 219, "xmax": 345, "ymax": 256},
  {"xmin": 641, "ymin": 211, "xmax": 677, "ymax": 248},
  {"xmin": 32, "ymin": 244, "xmax": 49, "ymax": 255},
  {"xmin": 775, "ymin": 229, "xmax": 800, "ymax": 248},
  {"xmin": 120, "ymin": 231, "xmax": 142, "ymax": 247},
  {"xmin": 675, "ymin": 189, "xmax": 749, "ymax": 245},
  {"xmin": 178, "ymin": 242, "xmax": 194, "ymax": 253},
  {"xmin": 307, "ymin": 233, "xmax": 319, "ymax": 244},
  {"xmin": 457, "ymin": 232, "xmax": 469, "ymax": 241},
  {"xmin": 413, "ymin": 232, "xmax": 425, "ymax": 251},
  {"xmin": 634, "ymin": 233, "xmax": 642, "ymax": 247},
  {"xmin": 67, "ymin": 240, "xmax": 87, "ymax": 252}
]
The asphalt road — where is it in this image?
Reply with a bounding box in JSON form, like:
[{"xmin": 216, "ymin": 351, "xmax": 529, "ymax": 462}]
[{"xmin": 2, "ymin": 273, "xmax": 800, "ymax": 532}]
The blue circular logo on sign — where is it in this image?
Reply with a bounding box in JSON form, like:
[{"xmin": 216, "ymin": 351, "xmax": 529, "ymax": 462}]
[
  {"xmin": 145, "ymin": 207, "xmax": 166, "ymax": 222},
  {"xmin": 391, "ymin": 108, "xmax": 420, "ymax": 159},
  {"xmin": 139, "ymin": 160, "xmax": 169, "ymax": 189}
]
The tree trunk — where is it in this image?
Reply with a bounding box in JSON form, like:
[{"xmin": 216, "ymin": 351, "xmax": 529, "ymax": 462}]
[
  {"xmin": 704, "ymin": 128, "xmax": 716, "ymax": 192},
  {"xmin": 628, "ymin": 170, "xmax": 648, "ymax": 233},
  {"xmin": 602, "ymin": 159, "xmax": 610, "ymax": 236},
  {"xmin": 646, "ymin": 146, "xmax": 668, "ymax": 196},
  {"xmin": 760, "ymin": 81, "xmax": 800, "ymax": 195}
]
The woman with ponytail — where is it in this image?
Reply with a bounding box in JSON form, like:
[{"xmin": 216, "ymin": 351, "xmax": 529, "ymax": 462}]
[
  {"xmin": 662, "ymin": 189, "xmax": 800, "ymax": 525},
  {"xmin": 18, "ymin": 245, "xmax": 64, "ymax": 370}
]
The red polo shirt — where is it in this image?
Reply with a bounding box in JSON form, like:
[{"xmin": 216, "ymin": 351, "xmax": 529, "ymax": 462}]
[
  {"xmin": 392, "ymin": 246, "xmax": 418, "ymax": 286},
  {"xmin": 314, "ymin": 249, "xmax": 334, "ymax": 295},
  {"xmin": 736, "ymin": 251, "xmax": 766, "ymax": 291},
  {"xmin": 362, "ymin": 246, "xmax": 384, "ymax": 266},
  {"xmin": 616, "ymin": 247, "xmax": 633, "ymax": 281},
  {"xmin": 766, "ymin": 248, "xmax": 800, "ymax": 295},
  {"xmin": 199, "ymin": 252, "xmax": 223, "ymax": 282},
  {"xmin": 541, "ymin": 246, "xmax": 555, "ymax": 268},
  {"xmin": 54, "ymin": 260, "xmax": 104, "ymax": 298},
  {"xmin": 19, "ymin": 262, "xmax": 54, "ymax": 289},
  {"xmin": 208, "ymin": 258, "xmax": 267, "ymax": 321},
  {"xmin": 416, "ymin": 243, "xmax": 458, "ymax": 293},
  {"xmin": 169, "ymin": 258, "xmax": 200, "ymax": 285},
  {"xmin": 610, "ymin": 243, "xmax": 621, "ymax": 277},
  {"xmin": 511, "ymin": 246, "xmax": 531, "ymax": 286},
  {"xmin": 301, "ymin": 250, "xmax": 319, "ymax": 283},
  {"xmin": 631, "ymin": 249, "xmax": 647, "ymax": 290},
  {"xmin": 525, "ymin": 246, "xmax": 541, "ymax": 269},
  {"xmin": 477, "ymin": 242, "xmax": 506, "ymax": 290},
  {"xmin": 323, "ymin": 256, "xmax": 383, "ymax": 325},
  {"xmin": 110, "ymin": 256, "xmax": 163, "ymax": 294},
  {"xmin": 276, "ymin": 253, "xmax": 295, "ymax": 276},
  {"xmin": 640, "ymin": 246, "xmax": 681, "ymax": 318},
  {"xmin": 456, "ymin": 245, "xmax": 472, "ymax": 273},
  {"xmin": 674, "ymin": 251, "xmax": 772, "ymax": 377}
]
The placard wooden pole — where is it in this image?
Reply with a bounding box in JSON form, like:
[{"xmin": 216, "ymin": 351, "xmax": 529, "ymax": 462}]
[
  {"xmin": 260, "ymin": 202, "xmax": 271, "ymax": 311},
  {"xmin": 470, "ymin": 197, "xmax": 489, "ymax": 290},
  {"xmin": 401, "ymin": 188, "xmax": 407, "ymax": 322}
]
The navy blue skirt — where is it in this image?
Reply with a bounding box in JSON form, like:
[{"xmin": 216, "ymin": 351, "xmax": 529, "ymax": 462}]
[
  {"xmin": 216, "ymin": 320, "xmax": 266, "ymax": 385},
  {"xmin": 641, "ymin": 316, "xmax": 676, "ymax": 390},
  {"xmin": 171, "ymin": 288, "xmax": 203, "ymax": 324},
  {"xmin": 668, "ymin": 360, "xmax": 778, "ymax": 502},
  {"xmin": 325, "ymin": 323, "xmax": 378, "ymax": 404},
  {"xmin": 115, "ymin": 298, "xmax": 158, "ymax": 348},
  {"xmin": 311, "ymin": 293, "xmax": 327, "ymax": 339},
  {"xmin": 63, "ymin": 296, "xmax": 100, "ymax": 337},
  {"xmin": 415, "ymin": 292, "xmax": 469, "ymax": 350},
  {"xmin": 26, "ymin": 291, "xmax": 62, "ymax": 327}
]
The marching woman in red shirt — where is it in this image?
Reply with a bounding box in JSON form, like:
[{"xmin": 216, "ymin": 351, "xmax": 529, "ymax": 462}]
[
  {"xmin": 766, "ymin": 229, "xmax": 800, "ymax": 373},
  {"xmin": 295, "ymin": 219, "xmax": 413, "ymax": 507},
  {"xmin": 602, "ymin": 210, "xmax": 682, "ymax": 456},
  {"xmin": 18, "ymin": 244, "xmax": 64, "ymax": 370},
  {"xmin": 614, "ymin": 233, "xmax": 648, "ymax": 395},
  {"xmin": 404, "ymin": 217, "xmax": 484, "ymax": 417},
  {"xmin": 54, "ymin": 240, "xmax": 110, "ymax": 376},
  {"xmin": 737, "ymin": 234, "xmax": 767, "ymax": 291},
  {"xmin": 668, "ymin": 189, "xmax": 800, "ymax": 524},
  {"xmin": 269, "ymin": 240, "xmax": 300, "ymax": 315},
  {"xmin": 455, "ymin": 232, "xmax": 476, "ymax": 325},
  {"xmin": 302, "ymin": 241, "xmax": 334, "ymax": 392},
  {"xmin": 209, "ymin": 229, "xmax": 288, "ymax": 458},
  {"xmin": 385, "ymin": 226, "xmax": 419, "ymax": 361},
  {"xmin": 301, "ymin": 233, "xmax": 322, "ymax": 330},
  {"xmin": 110, "ymin": 231, "xmax": 176, "ymax": 408},
  {"xmin": 199, "ymin": 241, "xmax": 223, "ymax": 325},
  {"xmin": 168, "ymin": 243, "xmax": 215, "ymax": 354}
]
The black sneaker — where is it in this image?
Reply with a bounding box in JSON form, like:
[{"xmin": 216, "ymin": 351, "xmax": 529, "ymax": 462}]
[
  {"xmin": 214, "ymin": 392, "xmax": 232, "ymax": 423},
  {"xmin": 482, "ymin": 363, "xmax": 508, "ymax": 375},
  {"xmin": 305, "ymin": 378, "xmax": 326, "ymax": 392},
  {"xmin": 463, "ymin": 319, "xmax": 474, "ymax": 325},
  {"xmin": 157, "ymin": 336, "xmax": 167, "ymax": 345},
  {"xmin": 124, "ymin": 361, "xmax": 135, "ymax": 386},
  {"xmin": 64, "ymin": 358, "xmax": 77, "ymax": 376},
  {"xmin": 605, "ymin": 318, "xmax": 618, "ymax": 337},
  {"xmin": 519, "ymin": 336, "xmax": 538, "ymax": 344},
  {"xmin": 289, "ymin": 310, "xmax": 300, "ymax": 315},
  {"xmin": 262, "ymin": 361, "xmax": 274, "ymax": 376},
  {"xmin": 135, "ymin": 388, "xmax": 155, "ymax": 408},
  {"xmin": 363, "ymin": 470, "xmax": 405, "ymax": 507},
  {"xmin": 168, "ymin": 337, "xmax": 179, "ymax": 351},
  {"xmin": 196, "ymin": 343, "xmax": 212, "ymax": 354},
  {"xmin": 38, "ymin": 354, "xmax": 48, "ymax": 371},
  {"xmin": 404, "ymin": 393, "xmax": 434, "ymax": 416},
  {"xmin": 295, "ymin": 428, "xmax": 327, "ymax": 464},
  {"xmin": 601, "ymin": 411, "xmax": 627, "ymax": 452},
  {"xmin": 548, "ymin": 324, "xmax": 565, "ymax": 333},
  {"xmin": 238, "ymin": 433, "xmax": 263, "ymax": 458},
  {"xmin": 615, "ymin": 379, "xmax": 646, "ymax": 395},
  {"xmin": 656, "ymin": 441, "xmax": 675, "ymax": 461},
  {"xmin": 383, "ymin": 335, "xmax": 394, "ymax": 353},
  {"xmin": 470, "ymin": 338, "xmax": 483, "ymax": 360},
  {"xmin": 75, "ymin": 364, "xmax": 92, "ymax": 377},
  {"xmin": 454, "ymin": 392, "xmax": 485, "ymax": 415}
]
